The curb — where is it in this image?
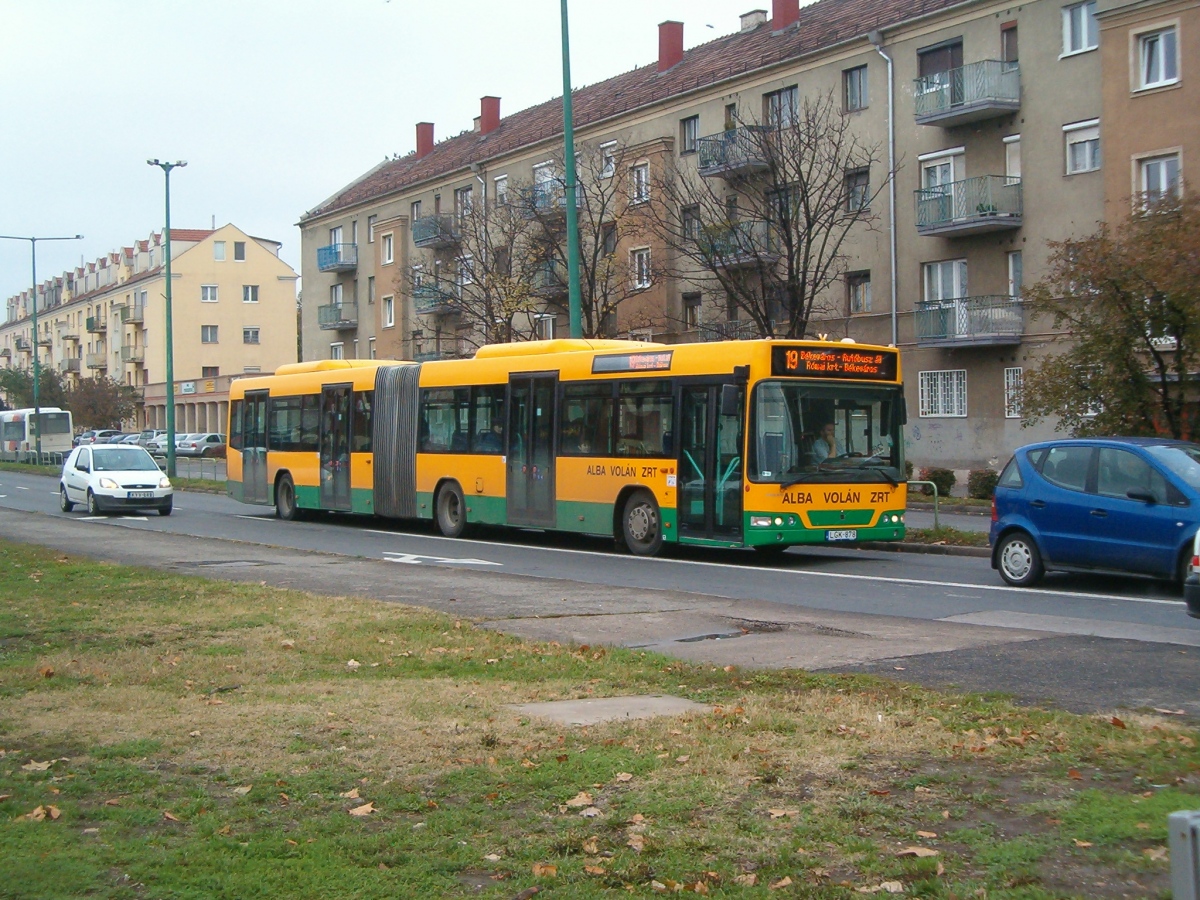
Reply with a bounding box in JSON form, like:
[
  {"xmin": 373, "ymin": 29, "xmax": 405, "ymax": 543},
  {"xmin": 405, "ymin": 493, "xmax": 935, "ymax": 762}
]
[
  {"xmin": 906, "ymin": 501, "xmax": 991, "ymax": 517},
  {"xmin": 859, "ymin": 540, "xmax": 991, "ymax": 558}
]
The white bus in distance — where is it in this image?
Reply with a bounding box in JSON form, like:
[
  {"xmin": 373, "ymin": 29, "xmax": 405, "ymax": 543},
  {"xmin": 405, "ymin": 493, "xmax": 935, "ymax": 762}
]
[{"xmin": 0, "ymin": 407, "xmax": 75, "ymax": 462}]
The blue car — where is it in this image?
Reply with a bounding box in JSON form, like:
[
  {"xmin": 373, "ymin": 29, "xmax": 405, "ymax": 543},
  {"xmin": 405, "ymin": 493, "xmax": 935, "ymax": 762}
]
[{"xmin": 990, "ymin": 437, "xmax": 1200, "ymax": 588}]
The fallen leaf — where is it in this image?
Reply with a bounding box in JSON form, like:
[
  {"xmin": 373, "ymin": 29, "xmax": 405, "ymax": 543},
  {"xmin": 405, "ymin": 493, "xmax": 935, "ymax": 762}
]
[
  {"xmin": 768, "ymin": 808, "xmax": 799, "ymax": 819},
  {"xmin": 565, "ymin": 791, "xmax": 593, "ymax": 808},
  {"xmin": 916, "ymin": 831, "xmax": 938, "ymax": 838},
  {"xmin": 857, "ymin": 881, "xmax": 904, "ymax": 894},
  {"xmin": 1110, "ymin": 716, "xmax": 1126, "ymax": 729},
  {"xmin": 1180, "ymin": 736, "xmax": 1197, "ymax": 748},
  {"xmin": 286, "ymin": 839, "xmax": 297, "ymax": 846},
  {"xmin": 941, "ymin": 810, "xmax": 950, "ymax": 819},
  {"xmin": 189, "ymin": 730, "xmax": 201, "ymax": 738},
  {"xmin": 614, "ymin": 772, "xmax": 633, "ymax": 783},
  {"xmin": 733, "ymin": 874, "xmax": 758, "ymax": 886},
  {"xmin": 104, "ymin": 798, "xmax": 120, "ymax": 806},
  {"xmin": 913, "ymin": 786, "xmax": 933, "ymax": 794},
  {"xmin": 579, "ymin": 806, "xmax": 601, "ymax": 818},
  {"xmin": 769, "ymin": 876, "xmax": 793, "ymax": 889},
  {"xmin": 26, "ymin": 806, "xmax": 47, "ymax": 821},
  {"xmin": 162, "ymin": 811, "xmax": 181, "ymax": 822},
  {"xmin": 1073, "ymin": 839, "xmax": 1093, "ymax": 848},
  {"xmin": 582, "ymin": 837, "xmax": 599, "ymax": 855},
  {"xmin": 339, "ymin": 788, "xmax": 360, "ymax": 799},
  {"xmin": 723, "ymin": 665, "xmax": 736, "ymax": 672},
  {"xmin": 21, "ymin": 760, "xmax": 53, "ymax": 772},
  {"xmin": 511, "ymin": 888, "xmax": 541, "ymax": 900},
  {"xmin": 38, "ymin": 666, "xmax": 54, "ymax": 679},
  {"xmin": 869, "ymin": 789, "xmax": 891, "ymax": 796},
  {"xmin": 1068, "ymin": 769, "xmax": 1083, "ymax": 780},
  {"xmin": 897, "ymin": 846, "xmax": 938, "ymax": 857},
  {"xmin": 1144, "ymin": 846, "xmax": 1168, "ymax": 861},
  {"xmin": 676, "ymin": 755, "xmax": 690, "ymax": 763},
  {"xmin": 627, "ymin": 834, "xmax": 645, "ymax": 852},
  {"xmin": 531, "ymin": 862, "xmax": 557, "ymax": 877},
  {"xmin": 233, "ymin": 786, "xmax": 253, "ymax": 796},
  {"xmin": 936, "ymin": 862, "xmax": 944, "ymax": 876},
  {"xmin": 348, "ymin": 802, "xmax": 375, "ymax": 816},
  {"xmin": 0, "ymin": 795, "xmax": 9, "ymax": 802},
  {"xmin": 585, "ymin": 865, "xmax": 606, "ymax": 875},
  {"xmin": 484, "ymin": 853, "xmax": 502, "ymax": 862},
  {"xmin": 280, "ymin": 640, "xmax": 295, "ymax": 650},
  {"xmin": 346, "ymin": 659, "xmax": 361, "ymax": 671}
]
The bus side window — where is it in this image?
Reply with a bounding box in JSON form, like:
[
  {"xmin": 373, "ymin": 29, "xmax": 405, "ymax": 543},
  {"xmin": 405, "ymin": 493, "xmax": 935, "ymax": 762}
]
[
  {"xmin": 229, "ymin": 400, "xmax": 244, "ymax": 451},
  {"xmin": 471, "ymin": 385, "xmax": 506, "ymax": 454},
  {"xmin": 299, "ymin": 396, "xmax": 320, "ymax": 452},
  {"xmin": 560, "ymin": 383, "xmax": 614, "ymax": 456},
  {"xmin": 353, "ymin": 391, "xmax": 373, "ymax": 453}
]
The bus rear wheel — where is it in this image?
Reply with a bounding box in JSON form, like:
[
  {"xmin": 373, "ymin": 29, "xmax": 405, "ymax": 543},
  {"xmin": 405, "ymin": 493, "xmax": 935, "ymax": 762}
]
[
  {"xmin": 275, "ymin": 475, "xmax": 301, "ymax": 521},
  {"xmin": 621, "ymin": 490, "xmax": 663, "ymax": 556},
  {"xmin": 436, "ymin": 482, "xmax": 467, "ymax": 538}
]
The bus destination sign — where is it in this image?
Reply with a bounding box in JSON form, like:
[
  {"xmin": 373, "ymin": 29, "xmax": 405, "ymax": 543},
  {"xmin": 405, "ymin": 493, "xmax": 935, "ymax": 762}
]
[
  {"xmin": 592, "ymin": 351, "xmax": 674, "ymax": 374},
  {"xmin": 771, "ymin": 346, "xmax": 897, "ymax": 381}
]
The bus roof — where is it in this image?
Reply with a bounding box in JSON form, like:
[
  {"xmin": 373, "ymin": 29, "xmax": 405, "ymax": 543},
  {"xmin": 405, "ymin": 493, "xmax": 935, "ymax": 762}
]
[{"xmin": 473, "ymin": 338, "xmax": 663, "ymax": 359}]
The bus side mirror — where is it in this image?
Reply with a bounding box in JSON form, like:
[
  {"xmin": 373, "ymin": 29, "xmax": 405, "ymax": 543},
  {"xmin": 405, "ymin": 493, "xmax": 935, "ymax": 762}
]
[{"xmin": 720, "ymin": 384, "xmax": 740, "ymax": 418}]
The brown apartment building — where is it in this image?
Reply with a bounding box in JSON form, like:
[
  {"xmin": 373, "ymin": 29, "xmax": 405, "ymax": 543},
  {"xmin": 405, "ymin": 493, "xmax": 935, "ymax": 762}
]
[{"xmin": 299, "ymin": 0, "xmax": 1134, "ymax": 469}]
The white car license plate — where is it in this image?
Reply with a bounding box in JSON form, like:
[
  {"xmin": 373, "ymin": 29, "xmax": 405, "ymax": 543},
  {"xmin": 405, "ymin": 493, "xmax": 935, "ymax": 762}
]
[
  {"xmin": 128, "ymin": 491, "xmax": 154, "ymax": 500},
  {"xmin": 825, "ymin": 529, "xmax": 857, "ymax": 541}
]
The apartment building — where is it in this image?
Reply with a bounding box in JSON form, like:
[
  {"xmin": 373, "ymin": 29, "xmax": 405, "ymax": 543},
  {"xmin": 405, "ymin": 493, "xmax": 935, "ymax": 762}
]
[
  {"xmin": 1, "ymin": 224, "xmax": 299, "ymax": 431},
  {"xmin": 298, "ymin": 0, "xmax": 1131, "ymax": 468}
]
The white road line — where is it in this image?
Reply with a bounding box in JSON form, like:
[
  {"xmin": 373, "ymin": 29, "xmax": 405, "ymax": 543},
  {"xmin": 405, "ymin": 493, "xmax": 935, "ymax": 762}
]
[
  {"xmin": 78, "ymin": 516, "xmax": 149, "ymax": 522},
  {"xmin": 382, "ymin": 551, "xmax": 501, "ymax": 566},
  {"xmin": 362, "ymin": 528, "xmax": 1182, "ymax": 606},
  {"xmin": 235, "ymin": 514, "xmax": 272, "ymax": 521},
  {"xmin": 16, "ymin": 486, "xmax": 28, "ymax": 490}
]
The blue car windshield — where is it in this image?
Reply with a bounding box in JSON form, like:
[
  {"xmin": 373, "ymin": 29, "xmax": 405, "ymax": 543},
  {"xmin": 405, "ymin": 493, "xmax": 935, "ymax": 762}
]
[
  {"xmin": 92, "ymin": 448, "xmax": 159, "ymax": 472},
  {"xmin": 1145, "ymin": 444, "xmax": 1200, "ymax": 490}
]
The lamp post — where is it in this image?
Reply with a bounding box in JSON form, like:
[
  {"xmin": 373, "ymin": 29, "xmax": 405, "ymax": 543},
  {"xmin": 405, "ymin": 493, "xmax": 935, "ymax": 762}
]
[
  {"xmin": 0, "ymin": 233, "xmax": 83, "ymax": 459},
  {"xmin": 147, "ymin": 159, "xmax": 186, "ymax": 478},
  {"xmin": 560, "ymin": 0, "xmax": 583, "ymax": 339}
]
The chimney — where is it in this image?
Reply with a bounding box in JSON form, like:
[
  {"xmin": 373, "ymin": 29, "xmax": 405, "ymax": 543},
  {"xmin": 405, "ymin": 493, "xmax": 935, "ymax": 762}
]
[
  {"xmin": 740, "ymin": 9, "xmax": 768, "ymax": 31},
  {"xmin": 480, "ymin": 96, "xmax": 501, "ymax": 135},
  {"xmin": 772, "ymin": 0, "xmax": 799, "ymax": 30},
  {"xmin": 416, "ymin": 122, "xmax": 434, "ymax": 159},
  {"xmin": 658, "ymin": 20, "xmax": 684, "ymax": 72}
]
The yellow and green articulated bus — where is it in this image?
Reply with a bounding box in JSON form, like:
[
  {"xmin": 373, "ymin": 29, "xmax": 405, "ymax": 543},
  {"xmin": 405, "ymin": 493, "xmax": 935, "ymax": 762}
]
[{"xmin": 227, "ymin": 337, "xmax": 907, "ymax": 555}]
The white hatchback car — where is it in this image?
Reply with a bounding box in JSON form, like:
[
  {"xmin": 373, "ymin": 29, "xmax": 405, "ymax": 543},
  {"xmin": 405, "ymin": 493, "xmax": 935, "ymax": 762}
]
[{"xmin": 60, "ymin": 445, "xmax": 174, "ymax": 516}]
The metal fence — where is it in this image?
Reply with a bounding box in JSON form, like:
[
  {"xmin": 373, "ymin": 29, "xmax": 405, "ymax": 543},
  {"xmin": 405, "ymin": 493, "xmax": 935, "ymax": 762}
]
[{"xmin": 913, "ymin": 60, "xmax": 1020, "ymax": 119}]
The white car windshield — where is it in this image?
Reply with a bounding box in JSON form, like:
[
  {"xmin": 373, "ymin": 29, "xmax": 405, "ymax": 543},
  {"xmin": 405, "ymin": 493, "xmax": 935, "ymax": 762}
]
[{"xmin": 92, "ymin": 448, "xmax": 160, "ymax": 471}]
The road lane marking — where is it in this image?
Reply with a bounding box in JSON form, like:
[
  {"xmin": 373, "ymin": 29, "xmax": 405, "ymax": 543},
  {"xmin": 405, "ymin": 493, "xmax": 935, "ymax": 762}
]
[
  {"xmin": 382, "ymin": 551, "xmax": 501, "ymax": 566},
  {"xmin": 235, "ymin": 514, "xmax": 274, "ymax": 520},
  {"xmin": 78, "ymin": 516, "xmax": 149, "ymax": 522},
  {"xmin": 943, "ymin": 611, "xmax": 1200, "ymax": 647},
  {"xmin": 16, "ymin": 486, "xmax": 28, "ymax": 490},
  {"xmin": 363, "ymin": 529, "xmax": 1182, "ymax": 606}
]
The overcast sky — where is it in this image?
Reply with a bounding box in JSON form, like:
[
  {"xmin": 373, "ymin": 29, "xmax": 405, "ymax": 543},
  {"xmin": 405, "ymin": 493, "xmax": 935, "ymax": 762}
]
[{"xmin": 1, "ymin": 0, "xmax": 766, "ymax": 303}]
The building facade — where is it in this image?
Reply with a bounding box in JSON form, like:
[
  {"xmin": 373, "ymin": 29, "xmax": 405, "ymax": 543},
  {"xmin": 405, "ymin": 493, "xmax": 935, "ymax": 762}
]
[
  {"xmin": 298, "ymin": 0, "xmax": 1167, "ymax": 469},
  {"xmin": 1, "ymin": 224, "xmax": 299, "ymax": 431}
]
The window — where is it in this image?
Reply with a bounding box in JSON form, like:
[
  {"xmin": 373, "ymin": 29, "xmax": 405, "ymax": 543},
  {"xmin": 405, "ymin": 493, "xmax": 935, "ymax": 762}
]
[
  {"xmin": 213, "ymin": 241, "xmax": 226, "ymax": 261},
  {"xmin": 234, "ymin": 241, "xmax": 246, "ymax": 261},
  {"xmin": 601, "ymin": 223, "xmax": 617, "ymax": 256},
  {"xmin": 1139, "ymin": 27, "xmax": 1178, "ymax": 88},
  {"xmin": 724, "ymin": 103, "xmax": 738, "ymax": 130},
  {"xmin": 494, "ymin": 175, "xmax": 509, "ymax": 206},
  {"xmin": 680, "ymin": 116, "xmax": 699, "ymax": 153},
  {"xmin": 202, "ymin": 366, "xmax": 219, "ymax": 378},
  {"xmin": 243, "ymin": 327, "xmax": 260, "ymax": 344},
  {"xmin": 201, "ymin": 285, "xmax": 218, "ymax": 303},
  {"xmin": 918, "ymin": 369, "xmax": 967, "ymax": 417},
  {"xmin": 616, "ymin": 380, "xmax": 673, "ymax": 457},
  {"xmin": 454, "ymin": 185, "xmax": 473, "ymax": 222},
  {"xmin": 763, "ymin": 85, "xmax": 798, "ymax": 127},
  {"xmin": 1008, "ymin": 251, "xmax": 1024, "ymax": 297},
  {"xmin": 631, "ymin": 248, "xmax": 651, "ymax": 289},
  {"xmin": 1004, "ymin": 134, "xmax": 1022, "ymax": 183},
  {"xmin": 330, "ymin": 342, "xmax": 344, "ymax": 360},
  {"xmin": 847, "ymin": 272, "xmax": 872, "ymax": 314},
  {"xmin": 457, "ymin": 255, "xmax": 474, "ymax": 289},
  {"xmin": 631, "ymin": 163, "xmax": 650, "ymax": 204},
  {"xmin": 845, "ymin": 168, "xmax": 870, "ymax": 211},
  {"xmin": 1140, "ymin": 153, "xmax": 1181, "ymax": 203},
  {"xmin": 918, "ymin": 40, "xmax": 963, "ymax": 93},
  {"xmin": 1062, "ymin": 0, "xmax": 1098, "ymax": 55},
  {"xmin": 535, "ymin": 314, "xmax": 556, "ymax": 340},
  {"xmin": 201, "ymin": 325, "xmax": 218, "ymax": 344},
  {"xmin": 844, "ymin": 65, "xmax": 868, "ymax": 111},
  {"xmin": 1004, "ymin": 367, "xmax": 1024, "ymax": 418},
  {"xmin": 1001, "ymin": 23, "xmax": 1019, "ymax": 63},
  {"xmin": 382, "ymin": 233, "xmax": 394, "ymax": 265},
  {"xmin": 329, "ymin": 283, "xmax": 343, "ymax": 306},
  {"xmin": 681, "ymin": 205, "xmax": 701, "ymax": 242},
  {"xmin": 383, "ymin": 295, "xmax": 394, "ymax": 328},
  {"xmin": 1040, "ymin": 444, "xmax": 1092, "ymax": 491},
  {"xmin": 600, "ymin": 141, "xmax": 617, "ymax": 178},
  {"xmin": 1064, "ymin": 120, "xmax": 1100, "ymax": 174},
  {"xmin": 242, "ymin": 285, "xmax": 259, "ymax": 303},
  {"xmin": 368, "ymin": 214, "xmax": 377, "ymax": 242},
  {"xmin": 410, "ymin": 200, "xmax": 421, "ymax": 222},
  {"xmin": 369, "ymin": 337, "xmax": 376, "ymax": 359},
  {"xmin": 1097, "ymin": 447, "xmax": 1170, "ymax": 502},
  {"xmin": 559, "ymin": 383, "xmax": 615, "ymax": 456},
  {"xmin": 683, "ymin": 293, "xmax": 701, "ymax": 330},
  {"xmin": 329, "ymin": 226, "xmax": 343, "ymax": 245},
  {"xmin": 923, "ymin": 259, "xmax": 968, "ymax": 302},
  {"xmin": 368, "ymin": 276, "xmax": 375, "ymax": 305}
]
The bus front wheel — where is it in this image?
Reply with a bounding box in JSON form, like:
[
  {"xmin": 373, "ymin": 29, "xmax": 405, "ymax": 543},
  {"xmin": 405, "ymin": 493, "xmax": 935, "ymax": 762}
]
[
  {"xmin": 622, "ymin": 490, "xmax": 663, "ymax": 556},
  {"xmin": 436, "ymin": 482, "xmax": 467, "ymax": 538},
  {"xmin": 276, "ymin": 475, "xmax": 301, "ymax": 521}
]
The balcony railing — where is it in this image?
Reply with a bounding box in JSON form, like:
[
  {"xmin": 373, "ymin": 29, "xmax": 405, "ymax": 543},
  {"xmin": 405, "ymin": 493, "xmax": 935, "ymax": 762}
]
[
  {"xmin": 14, "ymin": 336, "xmax": 31, "ymax": 351},
  {"xmin": 696, "ymin": 126, "xmax": 770, "ymax": 178},
  {"xmin": 57, "ymin": 325, "xmax": 80, "ymax": 342},
  {"xmin": 120, "ymin": 302, "xmax": 144, "ymax": 324},
  {"xmin": 59, "ymin": 357, "xmax": 81, "ymax": 374},
  {"xmin": 86, "ymin": 315, "xmax": 106, "ymax": 333},
  {"xmin": 696, "ymin": 220, "xmax": 779, "ymax": 267},
  {"xmin": 36, "ymin": 334, "xmax": 52, "ymax": 346},
  {"xmin": 413, "ymin": 284, "xmax": 462, "ymax": 315},
  {"xmin": 317, "ymin": 243, "xmax": 358, "ymax": 272},
  {"xmin": 85, "ymin": 352, "xmax": 108, "ymax": 369},
  {"xmin": 915, "ymin": 175, "xmax": 1022, "ymax": 236},
  {"xmin": 531, "ymin": 260, "xmax": 568, "ymax": 297},
  {"xmin": 0, "ymin": 348, "xmax": 10, "ymax": 358},
  {"xmin": 120, "ymin": 344, "xmax": 144, "ymax": 364},
  {"xmin": 317, "ymin": 301, "xmax": 358, "ymax": 330},
  {"xmin": 412, "ymin": 215, "xmax": 460, "ymax": 249},
  {"xmin": 914, "ymin": 61, "xmax": 1020, "ymax": 127},
  {"xmin": 915, "ymin": 295, "xmax": 1024, "ymax": 347},
  {"xmin": 518, "ymin": 182, "xmax": 581, "ymax": 219}
]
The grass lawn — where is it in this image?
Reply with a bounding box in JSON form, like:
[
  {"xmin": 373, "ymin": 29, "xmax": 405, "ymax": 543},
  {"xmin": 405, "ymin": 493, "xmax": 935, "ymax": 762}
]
[{"xmin": 2, "ymin": 541, "xmax": 1196, "ymax": 897}]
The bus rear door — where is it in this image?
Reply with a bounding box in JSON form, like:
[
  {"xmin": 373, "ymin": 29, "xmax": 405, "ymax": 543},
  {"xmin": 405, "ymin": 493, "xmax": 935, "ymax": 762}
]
[
  {"xmin": 507, "ymin": 373, "xmax": 557, "ymax": 527},
  {"xmin": 319, "ymin": 384, "xmax": 353, "ymax": 511},
  {"xmin": 678, "ymin": 382, "xmax": 744, "ymax": 542},
  {"xmin": 242, "ymin": 391, "xmax": 269, "ymax": 504}
]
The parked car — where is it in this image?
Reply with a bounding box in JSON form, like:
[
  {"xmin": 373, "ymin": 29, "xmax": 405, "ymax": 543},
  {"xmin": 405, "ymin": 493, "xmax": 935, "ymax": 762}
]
[
  {"xmin": 176, "ymin": 432, "xmax": 226, "ymax": 458},
  {"xmin": 145, "ymin": 433, "xmax": 181, "ymax": 454},
  {"xmin": 59, "ymin": 444, "xmax": 173, "ymax": 516},
  {"xmin": 94, "ymin": 431, "xmax": 126, "ymax": 444},
  {"xmin": 74, "ymin": 431, "xmax": 96, "ymax": 447},
  {"xmin": 139, "ymin": 429, "xmax": 167, "ymax": 449},
  {"xmin": 76, "ymin": 429, "xmax": 121, "ymax": 446},
  {"xmin": 119, "ymin": 434, "xmax": 141, "ymax": 444},
  {"xmin": 1184, "ymin": 532, "xmax": 1200, "ymax": 618},
  {"xmin": 990, "ymin": 437, "xmax": 1200, "ymax": 588}
]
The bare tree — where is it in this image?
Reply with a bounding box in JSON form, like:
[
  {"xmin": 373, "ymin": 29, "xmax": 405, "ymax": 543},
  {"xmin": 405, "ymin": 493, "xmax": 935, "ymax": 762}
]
[{"xmin": 646, "ymin": 89, "xmax": 890, "ymax": 339}]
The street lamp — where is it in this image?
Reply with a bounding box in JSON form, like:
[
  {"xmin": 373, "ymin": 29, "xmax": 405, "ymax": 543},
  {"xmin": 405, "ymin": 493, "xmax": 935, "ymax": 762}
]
[
  {"xmin": 147, "ymin": 159, "xmax": 186, "ymax": 478},
  {"xmin": 0, "ymin": 233, "xmax": 83, "ymax": 458},
  {"xmin": 560, "ymin": 0, "xmax": 583, "ymax": 339}
]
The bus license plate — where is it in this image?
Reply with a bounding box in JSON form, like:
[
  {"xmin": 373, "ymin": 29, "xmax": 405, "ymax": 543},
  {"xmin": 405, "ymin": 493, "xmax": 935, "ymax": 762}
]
[
  {"xmin": 128, "ymin": 491, "xmax": 153, "ymax": 499},
  {"xmin": 825, "ymin": 529, "xmax": 857, "ymax": 541}
]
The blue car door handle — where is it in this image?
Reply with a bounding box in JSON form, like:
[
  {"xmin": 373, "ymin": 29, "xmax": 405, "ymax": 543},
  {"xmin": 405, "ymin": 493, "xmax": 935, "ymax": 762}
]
[
  {"xmin": 1090, "ymin": 509, "xmax": 1108, "ymax": 517},
  {"xmin": 1030, "ymin": 499, "xmax": 1046, "ymax": 508}
]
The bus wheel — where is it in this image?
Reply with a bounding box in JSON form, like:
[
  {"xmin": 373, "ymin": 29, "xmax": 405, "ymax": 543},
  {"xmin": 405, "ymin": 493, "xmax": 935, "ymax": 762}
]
[
  {"xmin": 275, "ymin": 475, "xmax": 301, "ymax": 521},
  {"xmin": 622, "ymin": 490, "xmax": 663, "ymax": 556},
  {"xmin": 436, "ymin": 482, "xmax": 467, "ymax": 538}
]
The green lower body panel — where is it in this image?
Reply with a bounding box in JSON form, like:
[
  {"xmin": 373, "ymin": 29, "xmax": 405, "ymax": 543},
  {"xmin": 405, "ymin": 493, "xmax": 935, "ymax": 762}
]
[
  {"xmin": 227, "ymin": 479, "xmax": 244, "ymax": 503},
  {"xmin": 743, "ymin": 508, "xmax": 906, "ymax": 547},
  {"xmin": 294, "ymin": 484, "xmax": 320, "ymax": 509},
  {"xmin": 466, "ymin": 493, "xmax": 507, "ymax": 525}
]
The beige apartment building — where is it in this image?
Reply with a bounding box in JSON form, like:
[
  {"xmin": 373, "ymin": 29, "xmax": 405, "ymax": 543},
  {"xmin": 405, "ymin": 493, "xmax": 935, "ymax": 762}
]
[
  {"xmin": 297, "ymin": 0, "xmax": 1145, "ymax": 469},
  {"xmin": 1, "ymin": 224, "xmax": 299, "ymax": 431}
]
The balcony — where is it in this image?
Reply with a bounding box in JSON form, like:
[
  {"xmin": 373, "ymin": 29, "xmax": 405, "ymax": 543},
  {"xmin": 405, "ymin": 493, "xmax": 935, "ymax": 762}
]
[
  {"xmin": 696, "ymin": 126, "xmax": 770, "ymax": 179},
  {"xmin": 412, "ymin": 215, "xmax": 460, "ymax": 249},
  {"xmin": 316, "ymin": 243, "xmax": 358, "ymax": 272},
  {"xmin": 518, "ymin": 182, "xmax": 580, "ymax": 220},
  {"xmin": 85, "ymin": 352, "xmax": 108, "ymax": 370},
  {"xmin": 58, "ymin": 326, "xmax": 80, "ymax": 342},
  {"xmin": 37, "ymin": 334, "xmax": 52, "ymax": 346},
  {"xmin": 697, "ymin": 220, "xmax": 780, "ymax": 268},
  {"xmin": 119, "ymin": 302, "xmax": 144, "ymax": 324},
  {"xmin": 914, "ymin": 61, "xmax": 1020, "ymax": 127},
  {"xmin": 120, "ymin": 344, "xmax": 144, "ymax": 364},
  {"xmin": 531, "ymin": 260, "xmax": 567, "ymax": 297},
  {"xmin": 59, "ymin": 357, "xmax": 81, "ymax": 374},
  {"xmin": 86, "ymin": 315, "xmax": 106, "ymax": 333},
  {"xmin": 14, "ymin": 336, "xmax": 31, "ymax": 352},
  {"xmin": 0, "ymin": 348, "xmax": 9, "ymax": 358},
  {"xmin": 317, "ymin": 301, "xmax": 358, "ymax": 330},
  {"xmin": 915, "ymin": 295, "xmax": 1024, "ymax": 347},
  {"xmin": 915, "ymin": 176, "xmax": 1022, "ymax": 236},
  {"xmin": 413, "ymin": 284, "xmax": 462, "ymax": 316}
]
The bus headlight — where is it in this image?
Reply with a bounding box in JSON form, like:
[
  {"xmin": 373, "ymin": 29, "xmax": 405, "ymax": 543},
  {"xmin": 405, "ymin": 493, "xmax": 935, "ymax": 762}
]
[{"xmin": 751, "ymin": 516, "xmax": 772, "ymax": 527}]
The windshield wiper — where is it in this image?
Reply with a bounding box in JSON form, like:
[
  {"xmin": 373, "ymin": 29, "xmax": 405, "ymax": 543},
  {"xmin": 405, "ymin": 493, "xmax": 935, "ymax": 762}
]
[{"xmin": 863, "ymin": 466, "xmax": 899, "ymax": 487}]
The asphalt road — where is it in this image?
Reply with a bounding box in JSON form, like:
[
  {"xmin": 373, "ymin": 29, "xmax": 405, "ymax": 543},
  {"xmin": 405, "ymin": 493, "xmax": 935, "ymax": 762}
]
[{"xmin": 3, "ymin": 468, "xmax": 1199, "ymax": 717}]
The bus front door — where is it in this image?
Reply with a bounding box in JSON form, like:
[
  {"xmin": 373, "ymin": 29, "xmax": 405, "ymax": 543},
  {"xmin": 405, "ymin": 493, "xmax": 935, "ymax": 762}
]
[
  {"xmin": 678, "ymin": 383, "xmax": 744, "ymax": 542},
  {"xmin": 242, "ymin": 391, "xmax": 269, "ymax": 505},
  {"xmin": 319, "ymin": 384, "xmax": 353, "ymax": 511},
  {"xmin": 507, "ymin": 374, "xmax": 557, "ymax": 528}
]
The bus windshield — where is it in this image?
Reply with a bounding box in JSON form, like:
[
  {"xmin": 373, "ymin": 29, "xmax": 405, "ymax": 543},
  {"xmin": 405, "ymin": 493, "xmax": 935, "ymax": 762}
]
[{"xmin": 750, "ymin": 382, "xmax": 904, "ymax": 485}]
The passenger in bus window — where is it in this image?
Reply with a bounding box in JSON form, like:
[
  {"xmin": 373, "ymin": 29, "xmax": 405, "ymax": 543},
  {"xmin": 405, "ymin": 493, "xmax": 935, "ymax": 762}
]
[
  {"xmin": 810, "ymin": 422, "xmax": 845, "ymax": 465},
  {"xmin": 476, "ymin": 421, "xmax": 503, "ymax": 454}
]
